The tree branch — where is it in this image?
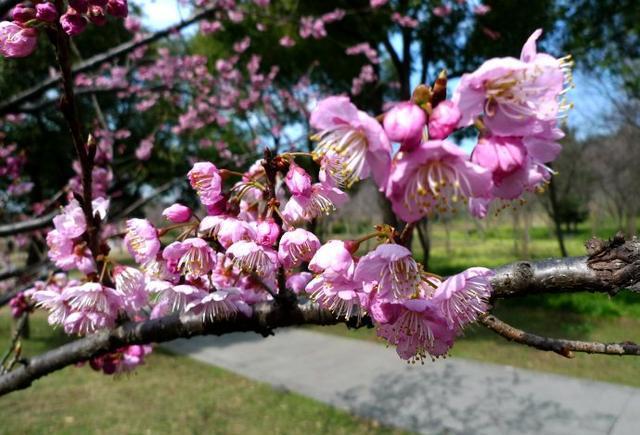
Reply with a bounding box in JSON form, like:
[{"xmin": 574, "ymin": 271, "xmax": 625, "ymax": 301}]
[
  {"xmin": 0, "ymin": 5, "xmax": 218, "ymax": 115},
  {"xmin": 479, "ymin": 314, "xmax": 640, "ymax": 358},
  {"xmin": 0, "ymin": 300, "xmax": 368, "ymax": 396},
  {"xmin": 3, "ymin": 236, "xmax": 640, "ymax": 396},
  {"xmin": 0, "ymin": 212, "xmax": 56, "ymax": 237},
  {"xmin": 491, "ymin": 234, "xmax": 640, "ymax": 298}
]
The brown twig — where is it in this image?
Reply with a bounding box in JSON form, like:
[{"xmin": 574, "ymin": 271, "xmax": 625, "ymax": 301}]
[
  {"xmin": 479, "ymin": 314, "xmax": 640, "ymax": 358},
  {"xmin": 0, "ymin": 313, "xmax": 29, "ymax": 375}
]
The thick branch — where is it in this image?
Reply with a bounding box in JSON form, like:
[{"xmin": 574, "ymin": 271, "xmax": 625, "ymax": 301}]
[
  {"xmin": 0, "ymin": 261, "xmax": 48, "ymax": 282},
  {"xmin": 0, "ymin": 301, "xmax": 367, "ymax": 396},
  {"xmin": 490, "ymin": 235, "xmax": 640, "ymax": 298},
  {"xmin": 0, "ymin": 6, "xmax": 218, "ymax": 115},
  {"xmin": 0, "ymin": 212, "xmax": 55, "ymax": 237},
  {"xmin": 3, "ymin": 236, "xmax": 640, "ymax": 396},
  {"xmin": 479, "ymin": 314, "xmax": 640, "ymax": 358}
]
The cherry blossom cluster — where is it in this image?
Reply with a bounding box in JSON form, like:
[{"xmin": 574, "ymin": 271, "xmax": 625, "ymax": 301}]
[
  {"xmin": 7, "ymin": 28, "xmax": 572, "ymax": 371},
  {"xmin": 0, "ymin": 1, "xmax": 128, "ymax": 58}
]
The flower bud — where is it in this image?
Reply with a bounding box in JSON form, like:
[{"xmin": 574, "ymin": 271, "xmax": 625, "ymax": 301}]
[
  {"xmin": 12, "ymin": 5, "xmax": 36, "ymax": 24},
  {"xmin": 106, "ymin": 0, "xmax": 128, "ymax": 18},
  {"xmin": 428, "ymin": 100, "xmax": 461, "ymax": 139},
  {"xmin": 162, "ymin": 203, "xmax": 192, "ymax": 223},
  {"xmin": 383, "ymin": 102, "xmax": 426, "ymax": 151},
  {"xmin": 35, "ymin": 2, "xmax": 58, "ymax": 23},
  {"xmin": 60, "ymin": 12, "xmax": 88, "ymax": 36},
  {"xmin": 285, "ymin": 163, "xmax": 311, "ymax": 196},
  {"xmin": 256, "ymin": 219, "xmax": 280, "ymax": 246}
]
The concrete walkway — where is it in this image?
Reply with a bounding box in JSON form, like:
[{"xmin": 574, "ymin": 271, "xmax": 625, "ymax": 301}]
[{"xmin": 164, "ymin": 329, "xmax": 640, "ymax": 435}]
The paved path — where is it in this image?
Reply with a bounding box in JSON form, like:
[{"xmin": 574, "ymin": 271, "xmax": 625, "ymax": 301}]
[{"xmin": 164, "ymin": 329, "xmax": 640, "ymax": 435}]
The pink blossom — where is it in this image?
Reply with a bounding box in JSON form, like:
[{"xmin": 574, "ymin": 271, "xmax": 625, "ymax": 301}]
[
  {"xmin": 473, "ymin": 4, "xmax": 491, "ymax": 15},
  {"xmin": 453, "ymin": 29, "xmax": 571, "ymax": 137},
  {"xmin": 286, "ymin": 272, "xmax": 313, "ymax": 294},
  {"xmin": 90, "ymin": 344, "xmax": 152, "ymax": 375},
  {"xmin": 376, "ymin": 298, "xmax": 456, "ymax": 361},
  {"xmin": 278, "ymin": 229, "xmax": 321, "ymax": 269},
  {"xmin": 255, "ymin": 219, "xmax": 280, "ymax": 246},
  {"xmin": 64, "ymin": 311, "xmax": 113, "ymax": 335},
  {"xmin": 282, "ymin": 182, "xmax": 348, "ymax": 224},
  {"xmin": 185, "ymin": 288, "xmax": 251, "ymax": 321},
  {"xmin": 0, "ymin": 22, "xmax": 38, "ymax": 58},
  {"xmin": 279, "ymin": 36, "xmax": 295, "ymax": 47},
  {"xmin": 199, "ymin": 216, "xmax": 255, "ymax": 248},
  {"xmin": 188, "ymin": 161, "xmax": 223, "ymax": 206},
  {"xmin": 308, "ymin": 240, "xmax": 355, "ymax": 277},
  {"xmin": 113, "ymin": 266, "xmax": 149, "ymax": 314},
  {"xmin": 135, "ymin": 137, "xmax": 154, "ymax": 160},
  {"xmin": 391, "ymin": 13, "xmax": 418, "ymax": 28},
  {"xmin": 162, "ymin": 203, "xmax": 192, "ymax": 223},
  {"xmin": 173, "ymin": 238, "xmax": 216, "ymax": 277},
  {"xmin": 60, "ymin": 12, "xmax": 88, "ymax": 36},
  {"xmin": 428, "ymin": 100, "xmax": 461, "ymax": 140},
  {"xmin": 124, "ymin": 218, "xmax": 160, "ymax": 264},
  {"xmin": 431, "ymin": 267, "xmax": 494, "ymax": 329},
  {"xmin": 158, "ymin": 284, "xmax": 205, "ymax": 313},
  {"xmin": 370, "ymin": 0, "xmax": 388, "ymax": 9},
  {"xmin": 354, "ymin": 244, "xmax": 422, "ymax": 300},
  {"xmin": 386, "ymin": 140, "xmax": 493, "ymax": 222},
  {"xmin": 433, "ymin": 5, "xmax": 452, "ymax": 17},
  {"xmin": 9, "ymin": 292, "xmax": 29, "ymax": 318},
  {"xmin": 383, "ymin": 102, "xmax": 426, "ymax": 150},
  {"xmin": 36, "ymin": 3, "xmax": 58, "ymax": 23},
  {"xmin": 285, "ymin": 162, "xmax": 312, "ymax": 195},
  {"xmin": 62, "ymin": 282, "xmax": 120, "ymax": 314},
  {"xmin": 310, "ymin": 96, "xmax": 391, "ymax": 189},
  {"xmin": 306, "ymin": 273, "xmax": 365, "ymax": 319},
  {"xmin": 46, "ymin": 229, "xmax": 96, "ymax": 274},
  {"xmin": 53, "ymin": 200, "xmax": 86, "ymax": 239},
  {"xmin": 226, "ymin": 240, "xmax": 277, "ymax": 276}
]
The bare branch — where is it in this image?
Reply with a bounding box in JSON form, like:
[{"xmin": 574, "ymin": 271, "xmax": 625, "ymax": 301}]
[
  {"xmin": 0, "ymin": 5, "xmax": 218, "ymax": 115},
  {"xmin": 0, "ymin": 261, "xmax": 48, "ymax": 282},
  {"xmin": 0, "ymin": 300, "xmax": 368, "ymax": 396},
  {"xmin": 479, "ymin": 314, "xmax": 640, "ymax": 358},
  {"xmin": 0, "ymin": 212, "xmax": 56, "ymax": 238}
]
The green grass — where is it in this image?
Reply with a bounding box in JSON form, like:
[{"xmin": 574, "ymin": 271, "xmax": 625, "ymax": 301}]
[{"xmin": 0, "ymin": 314, "xmax": 405, "ymax": 435}]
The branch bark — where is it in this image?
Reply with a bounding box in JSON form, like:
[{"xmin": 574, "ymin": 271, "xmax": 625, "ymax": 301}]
[
  {"xmin": 0, "ymin": 6, "xmax": 218, "ymax": 115},
  {"xmin": 0, "ymin": 300, "xmax": 367, "ymax": 396},
  {"xmin": 0, "ymin": 212, "xmax": 56, "ymax": 237},
  {"xmin": 2, "ymin": 236, "xmax": 640, "ymax": 396},
  {"xmin": 479, "ymin": 314, "xmax": 640, "ymax": 358}
]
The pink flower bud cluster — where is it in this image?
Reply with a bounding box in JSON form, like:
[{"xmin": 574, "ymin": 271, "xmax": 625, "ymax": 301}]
[
  {"xmin": 0, "ymin": 1, "xmax": 129, "ymax": 59},
  {"xmin": 61, "ymin": 0, "xmax": 128, "ymax": 36}
]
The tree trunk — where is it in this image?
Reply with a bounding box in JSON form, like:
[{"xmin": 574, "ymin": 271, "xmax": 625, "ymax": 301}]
[{"xmin": 548, "ymin": 174, "xmax": 569, "ymax": 257}]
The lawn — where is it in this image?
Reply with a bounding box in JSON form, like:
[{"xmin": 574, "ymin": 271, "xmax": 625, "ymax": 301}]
[{"xmin": 0, "ymin": 314, "xmax": 405, "ymax": 435}]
